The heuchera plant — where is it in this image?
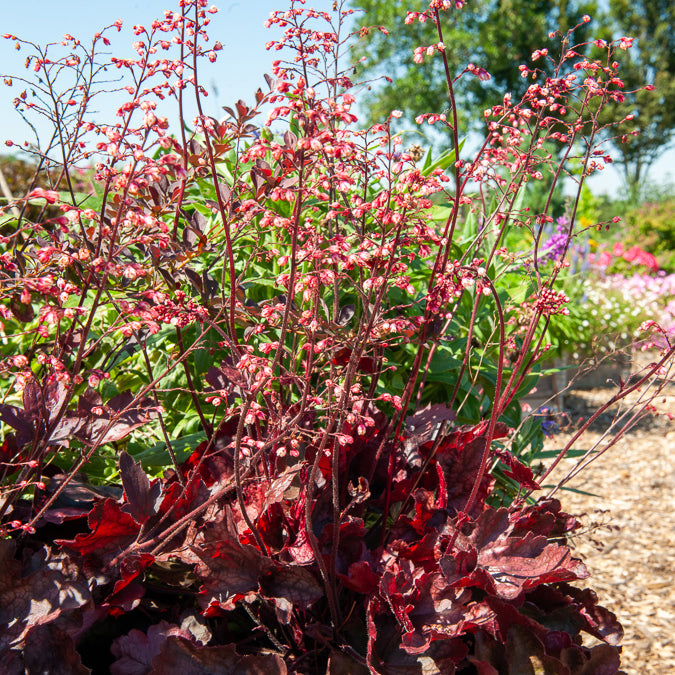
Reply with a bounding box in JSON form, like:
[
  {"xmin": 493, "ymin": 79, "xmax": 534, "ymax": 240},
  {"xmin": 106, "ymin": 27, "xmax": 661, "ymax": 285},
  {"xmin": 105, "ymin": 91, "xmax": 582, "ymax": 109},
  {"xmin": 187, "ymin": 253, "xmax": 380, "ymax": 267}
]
[{"xmin": 0, "ymin": 0, "xmax": 673, "ymax": 672}]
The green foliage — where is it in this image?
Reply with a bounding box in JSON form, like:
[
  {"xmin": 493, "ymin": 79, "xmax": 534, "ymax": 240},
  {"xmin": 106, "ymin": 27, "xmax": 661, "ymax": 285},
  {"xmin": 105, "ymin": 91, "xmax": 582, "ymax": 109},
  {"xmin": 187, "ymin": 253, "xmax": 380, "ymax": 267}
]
[
  {"xmin": 350, "ymin": 0, "xmax": 596, "ymax": 134},
  {"xmin": 594, "ymin": 0, "xmax": 675, "ymax": 200},
  {"xmin": 623, "ymin": 195, "xmax": 675, "ymax": 271}
]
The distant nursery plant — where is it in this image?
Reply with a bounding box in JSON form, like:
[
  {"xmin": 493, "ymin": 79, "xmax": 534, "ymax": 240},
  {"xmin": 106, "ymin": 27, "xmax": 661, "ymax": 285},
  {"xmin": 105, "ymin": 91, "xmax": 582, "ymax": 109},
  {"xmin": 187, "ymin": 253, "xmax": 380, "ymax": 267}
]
[{"xmin": 0, "ymin": 1, "xmax": 672, "ymax": 673}]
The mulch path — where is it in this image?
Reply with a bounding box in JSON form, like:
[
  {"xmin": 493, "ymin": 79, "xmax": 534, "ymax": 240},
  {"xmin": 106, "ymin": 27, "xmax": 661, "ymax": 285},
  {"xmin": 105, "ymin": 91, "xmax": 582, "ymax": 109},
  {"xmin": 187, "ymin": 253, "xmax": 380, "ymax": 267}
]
[{"xmin": 543, "ymin": 380, "xmax": 675, "ymax": 674}]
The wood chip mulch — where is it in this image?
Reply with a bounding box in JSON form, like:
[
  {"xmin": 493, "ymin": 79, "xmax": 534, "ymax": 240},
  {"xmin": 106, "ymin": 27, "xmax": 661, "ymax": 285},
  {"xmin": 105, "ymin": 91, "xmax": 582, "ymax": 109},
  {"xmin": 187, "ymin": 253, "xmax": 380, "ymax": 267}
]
[{"xmin": 542, "ymin": 381, "xmax": 675, "ymax": 675}]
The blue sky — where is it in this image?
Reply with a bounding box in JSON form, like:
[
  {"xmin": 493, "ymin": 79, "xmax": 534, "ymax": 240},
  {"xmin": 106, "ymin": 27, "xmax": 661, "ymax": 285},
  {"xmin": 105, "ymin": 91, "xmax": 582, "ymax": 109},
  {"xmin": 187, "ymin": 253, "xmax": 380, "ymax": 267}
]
[
  {"xmin": 1, "ymin": 1, "xmax": 317, "ymax": 142},
  {"xmin": 1, "ymin": 0, "xmax": 672, "ymax": 195}
]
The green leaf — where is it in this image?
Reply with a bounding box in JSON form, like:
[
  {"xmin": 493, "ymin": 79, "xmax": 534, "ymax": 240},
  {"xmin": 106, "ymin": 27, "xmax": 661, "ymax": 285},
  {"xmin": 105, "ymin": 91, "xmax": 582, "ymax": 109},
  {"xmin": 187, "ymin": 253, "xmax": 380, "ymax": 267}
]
[
  {"xmin": 533, "ymin": 448, "xmax": 595, "ymax": 459},
  {"xmin": 419, "ymin": 140, "xmax": 464, "ymax": 177},
  {"xmin": 133, "ymin": 430, "xmax": 207, "ymax": 468},
  {"xmin": 541, "ymin": 484, "xmax": 600, "ymax": 498}
]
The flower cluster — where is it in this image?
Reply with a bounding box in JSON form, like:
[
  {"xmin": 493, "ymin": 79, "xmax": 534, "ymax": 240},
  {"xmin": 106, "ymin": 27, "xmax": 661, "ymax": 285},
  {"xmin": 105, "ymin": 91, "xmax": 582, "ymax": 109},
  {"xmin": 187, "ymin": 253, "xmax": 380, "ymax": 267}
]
[{"xmin": 589, "ymin": 240, "xmax": 659, "ymax": 272}]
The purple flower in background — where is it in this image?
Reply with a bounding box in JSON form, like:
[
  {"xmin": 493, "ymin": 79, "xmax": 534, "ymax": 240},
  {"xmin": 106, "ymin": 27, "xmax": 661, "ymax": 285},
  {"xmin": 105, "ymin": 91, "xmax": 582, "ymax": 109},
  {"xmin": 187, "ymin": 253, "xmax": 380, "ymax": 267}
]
[
  {"xmin": 537, "ymin": 407, "xmax": 558, "ymax": 437},
  {"xmin": 537, "ymin": 216, "xmax": 570, "ymax": 264}
]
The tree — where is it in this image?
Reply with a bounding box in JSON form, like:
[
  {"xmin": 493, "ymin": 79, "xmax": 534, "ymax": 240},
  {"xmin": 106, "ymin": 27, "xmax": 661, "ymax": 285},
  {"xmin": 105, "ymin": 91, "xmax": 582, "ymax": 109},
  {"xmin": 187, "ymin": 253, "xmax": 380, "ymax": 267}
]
[
  {"xmin": 596, "ymin": 0, "xmax": 675, "ymax": 200},
  {"xmin": 350, "ymin": 0, "xmax": 675, "ymax": 200},
  {"xmin": 349, "ymin": 0, "xmax": 596, "ymax": 136}
]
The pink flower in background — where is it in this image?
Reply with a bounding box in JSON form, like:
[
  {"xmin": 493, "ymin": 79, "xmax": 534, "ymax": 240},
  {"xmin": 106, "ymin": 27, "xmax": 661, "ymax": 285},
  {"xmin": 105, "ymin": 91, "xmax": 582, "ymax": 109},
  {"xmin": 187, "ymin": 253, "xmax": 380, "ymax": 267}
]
[
  {"xmin": 621, "ymin": 244, "xmax": 658, "ymax": 271},
  {"xmin": 598, "ymin": 251, "xmax": 612, "ymax": 267}
]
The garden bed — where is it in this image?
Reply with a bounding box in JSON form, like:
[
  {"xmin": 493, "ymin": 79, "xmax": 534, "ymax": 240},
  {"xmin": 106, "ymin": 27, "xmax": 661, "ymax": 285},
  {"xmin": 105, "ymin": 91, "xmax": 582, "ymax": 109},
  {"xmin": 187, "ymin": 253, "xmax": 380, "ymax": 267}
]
[
  {"xmin": 525, "ymin": 351, "xmax": 635, "ymax": 411},
  {"xmin": 546, "ymin": 385, "xmax": 675, "ymax": 674}
]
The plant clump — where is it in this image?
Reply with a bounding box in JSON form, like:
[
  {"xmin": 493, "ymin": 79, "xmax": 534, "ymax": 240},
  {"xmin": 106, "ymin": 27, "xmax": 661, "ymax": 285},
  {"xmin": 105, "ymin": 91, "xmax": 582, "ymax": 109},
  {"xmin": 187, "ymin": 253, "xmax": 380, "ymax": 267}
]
[{"xmin": 0, "ymin": 1, "xmax": 672, "ymax": 673}]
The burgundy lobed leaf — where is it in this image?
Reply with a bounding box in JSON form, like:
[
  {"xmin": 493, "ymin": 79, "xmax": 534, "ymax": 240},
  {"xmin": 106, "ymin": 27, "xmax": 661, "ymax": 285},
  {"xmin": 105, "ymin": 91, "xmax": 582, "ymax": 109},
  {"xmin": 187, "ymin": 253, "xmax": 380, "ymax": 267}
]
[
  {"xmin": 511, "ymin": 499, "xmax": 580, "ymax": 539},
  {"xmin": 23, "ymin": 624, "xmax": 90, "ymax": 674},
  {"xmin": 560, "ymin": 643, "xmax": 622, "ymax": 675},
  {"xmin": 190, "ymin": 516, "xmax": 275, "ymax": 612},
  {"xmin": 106, "ymin": 580, "xmax": 146, "ymax": 614},
  {"xmin": 0, "ymin": 403, "xmax": 33, "ymax": 445},
  {"xmin": 22, "ymin": 375, "xmax": 43, "ymax": 420},
  {"xmin": 331, "ymin": 346, "xmax": 377, "ymax": 373},
  {"xmin": 434, "ymin": 426, "xmax": 507, "ymax": 516},
  {"xmin": 337, "ymin": 560, "xmax": 380, "ymax": 595},
  {"xmin": 74, "ymin": 391, "xmax": 158, "ymax": 446},
  {"xmin": 404, "ymin": 404, "xmax": 457, "ymax": 449},
  {"xmin": 259, "ymin": 564, "xmax": 323, "ymax": 610},
  {"xmin": 57, "ymin": 498, "xmax": 140, "ymax": 564},
  {"xmin": 367, "ymin": 608, "xmax": 470, "ymax": 674},
  {"xmin": 505, "ymin": 624, "xmax": 568, "ymax": 674},
  {"xmin": 119, "ymin": 451, "xmax": 159, "ymax": 524},
  {"xmin": 558, "ymin": 584, "xmax": 624, "ymax": 646},
  {"xmin": 494, "ymin": 447, "xmax": 540, "ymax": 490},
  {"xmin": 157, "ymin": 474, "xmax": 210, "ymax": 524},
  {"xmin": 0, "ymin": 540, "xmax": 91, "ymax": 648},
  {"xmin": 111, "ymin": 621, "xmax": 192, "ymax": 675},
  {"xmin": 447, "ymin": 507, "xmax": 589, "ymax": 600},
  {"xmin": 147, "ymin": 637, "xmax": 287, "ymax": 674},
  {"xmin": 264, "ymin": 465, "xmax": 302, "ymax": 507},
  {"xmin": 48, "ymin": 414, "xmax": 86, "ymax": 445},
  {"xmin": 10, "ymin": 294, "xmax": 34, "ymax": 322}
]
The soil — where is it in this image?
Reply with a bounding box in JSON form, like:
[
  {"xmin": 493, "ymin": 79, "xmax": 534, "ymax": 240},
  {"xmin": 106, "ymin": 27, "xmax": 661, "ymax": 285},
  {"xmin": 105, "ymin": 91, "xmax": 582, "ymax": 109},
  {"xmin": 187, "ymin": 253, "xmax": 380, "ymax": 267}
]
[{"xmin": 542, "ymin": 373, "xmax": 675, "ymax": 674}]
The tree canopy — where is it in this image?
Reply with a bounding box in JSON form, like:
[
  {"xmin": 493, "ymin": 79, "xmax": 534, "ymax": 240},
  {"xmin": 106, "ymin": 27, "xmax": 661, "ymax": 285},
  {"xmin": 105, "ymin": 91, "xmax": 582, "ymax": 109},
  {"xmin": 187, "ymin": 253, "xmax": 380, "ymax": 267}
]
[
  {"xmin": 350, "ymin": 0, "xmax": 596, "ymax": 132},
  {"xmin": 350, "ymin": 0, "xmax": 675, "ymax": 198},
  {"xmin": 595, "ymin": 0, "xmax": 675, "ymax": 199}
]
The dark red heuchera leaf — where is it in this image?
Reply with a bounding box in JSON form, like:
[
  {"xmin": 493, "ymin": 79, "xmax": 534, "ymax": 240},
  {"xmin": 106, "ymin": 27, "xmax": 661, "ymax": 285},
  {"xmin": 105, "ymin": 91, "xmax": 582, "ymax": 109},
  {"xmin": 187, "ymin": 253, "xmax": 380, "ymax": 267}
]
[
  {"xmin": 331, "ymin": 346, "xmax": 377, "ymax": 373},
  {"xmin": 555, "ymin": 584, "xmax": 623, "ymax": 646},
  {"xmin": 0, "ymin": 401, "xmax": 34, "ymax": 446},
  {"xmin": 157, "ymin": 475, "xmax": 209, "ymax": 524},
  {"xmin": 560, "ymin": 643, "xmax": 622, "ymax": 674},
  {"xmin": 432, "ymin": 424, "xmax": 508, "ymax": 516},
  {"xmin": 107, "ymin": 553, "xmax": 155, "ymax": 612},
  {"xmin": 147, "ymin": 637, "xmax": 287, "ymax": 674},
  {"xmin": 22, "ymin": 624, "xmax": 90, "ymax": 675},
  {"xmin": 337, "ymin": 560, "xmax": 380, "ymax": 595},
  {"xmin": 0, "ymin": 382, "xmax": 157, "ymax": 449},
  {"xmin": 174, "ymin": 424, "xmax": 238, "ymax": 488},
  {"xmin": 494, "ymin": 447, "xmax": 540, "ymax": 490},
  {"xmin": 205, "ymin": 363, "xmax": 248, "ymax": 403},
  {"xmin": 33, "ymin": 472, "xmax": 121, "ymax": 526},
  {"xmin": 186, "ymin": 510, "xmax": 322, "ymax": 620},
  {"xmin": 367, "ymin": 608, "xmax": 470, "ymax": 674},
  {"xmin": 511, "ymin": 498, "xmax": 580, "ymax": 539},
  {"xmin": 443, "ymin": 507, "xmax": 588, "ymax": 600},
  {"xmin": 404, "ymin": 404, "xmax": 457, "ymax": 451},
  {"xmin": 119, "ymin": 451, "xmax": 160, "ymax": 524},
  {"xmin": 378, "ymin": 560, "xmax": 496, "ymax": 655},
  {"xmin": 188, "ymin": 517, "xmax": 275, "ymax": 612},
  {"xmin": 319, "ymin": 517, "xmax": 372, "ymax": 578},
  {"xmin": 57, "ymin": 498, "xmax": 140, "ymax": 565},
  {"xmin": 74, "ymin": 390, "xmax": 158, "ymax": 446},
  {"xmin": 369, "ymin": 492, "xmax": 620, "ymax": 669},
  {"xmin": 0, "ymin": 540, "xmax": 91, "ymax": 649},
  {"xmin": 468, "ymin": 627, "xmax": 625, "ymax": 675},
  {"xmin": 259, "ymin": 565, "xmax": 323, "ymax": 611},
  {"xmin": 110, "ymin": 621, "xmax": 192, "ymax": 675}
]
